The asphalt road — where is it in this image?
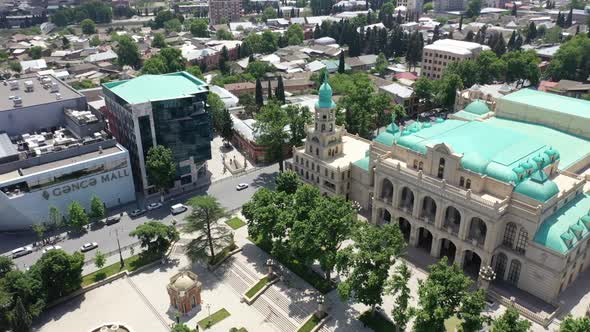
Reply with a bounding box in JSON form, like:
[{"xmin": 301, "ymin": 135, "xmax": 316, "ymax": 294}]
[{"xmin": 1, "ymin": 164, "xmax": 278, "ymax": 270}]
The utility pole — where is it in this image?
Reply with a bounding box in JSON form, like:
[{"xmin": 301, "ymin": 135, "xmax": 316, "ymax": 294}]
[{"xmin": 111, "ymin": 228, "xmax": 125, "ymax": 268}]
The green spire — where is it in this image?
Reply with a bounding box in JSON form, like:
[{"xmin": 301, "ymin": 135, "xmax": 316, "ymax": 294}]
[{"xmin": 317, "ymin": 71, "xmax": 335, "ymax": 109}]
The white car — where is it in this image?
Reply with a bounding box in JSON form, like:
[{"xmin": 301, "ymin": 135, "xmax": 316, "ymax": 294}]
[
  {"xmin": 130, "ymin": 209, "xmax": 146, "ymax": 217},
  {"xmin": 171, "ymin": 203, "xmax": 187, "ymax": 215},
  {"xmin": 236, "ymin": 183, "xmax": 249, "ymax": 191},
  {"xmin": 42, "ymin": 245, "xmax": 62, "ymax": 254},
  {"xmin": 11, "ymin": 246, "xmax": 33, "ymax": 258},
  {"xmin": 147, "ymin": 202, "xmax": 163, "ymax": 211},
  {"xmin": 80, "ymin": 242, "xmax": 98, "ymax": 252}
]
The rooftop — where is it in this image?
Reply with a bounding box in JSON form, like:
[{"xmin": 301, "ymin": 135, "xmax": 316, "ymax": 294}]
[
  {"xmin": 498, "ymin": 88, "xmax": 590, "ymax": 120},
  {"xmin": 103, "ymin": 71, "xmax": 208, "ymax": 105},
  {"xmin": 310, "ymin": 134, "xmax": 370, "ymax": 169},
  {"xmin": 0, "ymin": 76, "xmax": 83, "ymax": 112},
  {"xmin": 534, "ymin": 192, "xmax": 590, "ymax": 253}
]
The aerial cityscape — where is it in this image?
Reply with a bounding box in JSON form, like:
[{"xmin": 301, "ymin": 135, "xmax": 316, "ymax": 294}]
[{"xmin": 0, "ymin": 0, "xmax": 590, "ymax": 331}]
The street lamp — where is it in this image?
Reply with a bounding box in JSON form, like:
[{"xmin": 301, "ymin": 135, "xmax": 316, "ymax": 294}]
[
  {"xmin": 316, "ymin": 295, "xmax": 326, "ymax": 319},
  {"xmin": 110, "ymin": 228, "xmax": 125, "ymax": 268},
  {"xmin": 206, "ymin": 303, "xmax": 211, "ymax": 327}
]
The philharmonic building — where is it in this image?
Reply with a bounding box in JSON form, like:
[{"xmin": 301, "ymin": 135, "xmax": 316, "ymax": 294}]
[{"xmin": 286, "ymin": 77, "xmax": 590, "ymax": 305}]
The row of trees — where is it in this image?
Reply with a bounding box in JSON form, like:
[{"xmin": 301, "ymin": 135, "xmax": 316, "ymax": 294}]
[{"xmin": 51, "ymin": 1, "xmax": 112, "ymax": 27}]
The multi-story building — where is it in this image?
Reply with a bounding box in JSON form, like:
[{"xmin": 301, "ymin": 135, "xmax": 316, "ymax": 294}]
[
  {"xmin": 434, "ymin": 0, "xmax": 465, "ymax": 12},
  {"xmin": 102, "ymin": 72, "xmax": 212, "ymax": 196},
  {"xmin": 0, "ymin": 77, "xmax": 135, "ymax": 230},
  {"xmin": 421, "ymin": 39, "xmax": 488, "ymax": 80},
  {"xmin": 287, "ymin": 77, "xmax": 590, "ymax": 306},
  {"xmin": 397, "ymin": 0, "xmax": 423, "ymax": 16},
  {"xmin": 209, "ymin": 0, "xmax": 241, "ymax": 25}
]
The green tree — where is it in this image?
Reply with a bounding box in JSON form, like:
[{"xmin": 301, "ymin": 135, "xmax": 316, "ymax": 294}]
[
  {"xmin": 285, "ymin": 104, "xmax": 311, "ymax": 147},
  {"xmin": 10, "ymin": 297, "xmax": 32, "ymax": 332},
  {"xmin": 67, "ymin": 201, "xmax": 88, "ymax": 231},
  {"xmin": 466, "ymin": 0, "xmax": 482, "ymax": 17},
  {"xmin": 171, "ymin": 323, "xmax": 196, "ymax": 332},
  {"xmin": 116, "ymin": 36, "xmax": 141, "ymax": 68},
  {"xmin": 48, "ymin": 206, "xmax": 62, "ymax": 227},
  {"xmin": 90, "ymin": 35, "xmax": 101, "ymax": 47},
  {"xmin": 31, "ymin": 223, "xmax": 46, "ymax": 244},
  {"xmin": 547, "ymin": 35, "xmax": 590, "ymax": 81},
  {"xmin": 183, "ymin": 196, "xmax": 233, "ymax": 263},
  {"xmin": 275, "ymin": 170, "xmax": 300, "ymax": 194},
  {"xmin": 375, "ymin": 52, "xmax": 388, "ymax": 76},
  {"xmin": 0, "ymin": 256, "xmax": 14, "ymax": 278},
  {"xmin": 262, "ymin": 6, "xmax": 277, "ymax": 21},
  {"xmin": 208, "ymin": 92, "xmax": 226, "ymax": 133},
  {"xmin": 559, "ymin": 315, "xmax": 590, "ymax": 332},
  {"xmin": 164, "ymin": 18, "xmax": 182, "ymax": 32},
  {"xmin": 89, "ymin": 196, "xmax": 105, "ymax": 220},
  {"xmin": 254, "ymin": 102, "xmax": 290, "ymax": 172},
  {"xmin": 187, "ymin": 66, "xmax": 204, "ymax": 80},
  {"xmin": 490, "ymin": 306, "xmax": 531, "ymax": 332},
  {"xmin": 242, "ymin": 188, "xmax": 289, "ymax": 248},
  {"xmin": 28, "ymin": 46, "xmax": 42, "ymax": 60},
  {"xmin": 130, "ymin": 221, "xmax": 179, "ymax": 257},
  {"xmin": 255, "ymin": 78, "xmax": 264, "ymax": 107},
  {"xmin": 220, "ymin": 108, "xmax": 233, "ymax": 142},
  {"xmin": 413, "ymin": 257, "xmax": 478, "ymax": 332},
  {"xmin": 2, "ymin": 270, "xmax": 45, "ymax": 321},
  {"xmin": 386, "ymin": 263, "xmax": 414, "ymax": 332},
  {"xmin": 80, "ymin": 18, "xmax": 96, "ymax": 34},
  {"xmin": 459, "ymin": 289, "xmax": 488, "ymax": 332},
  {"xmin": 146, "ymin": 145, "xmax": 176, "ymax": 199},
  {"xmin": 151, "ymin": 32, "xmax": 167, "ymax": 48},
  {"xmin": 414, "ymin": 77, "xmax": 434, "ymax": 106},
  {"xmin": 141, "ymin": 56, "xmax": 167, "ymax": 74},
  {"xmin": 218, "ymin": 46, "xmax": 230, "ymax": 75},
  {"xmin": 337, "ymin": 223, "xmax": 405, "ymax": 313},
  {"xmin": 159, "ymin": 47, "xmax": 186, "ymax": 72},
  {"xmin": 216, "ymin": 29, "xmax": 233, "ymax": 40},
  {"xmin": 275, "ymin": 76, "xmax": 286, "ymax": 103},
  {"xmin": 338, "ymin": 51, "xmax": 345, "ymax": 74},
  {"xmin": 31, "ymin": 250, "xmax": 84, "ymax": 301},
  {"xmin": 286, "ymin": 23, "xmax": 304, "ymax": 45},
  {"xmin": 9, "ymin": 61, "xmax": 21, "ymax": 73},
  {"xmin": 94, "ymin": 251, "xmax": 106, "ymax": 269},
  {"xmin": 190, "ymin": 19, "xmax": 209, "ymax": 37},
  {"xmin": 435, "ymin": 73, "xmax": 463, "ymax": 109},
  {"xmin": 247, "ymin": 60, "xmax": 273, "ymax": 79}
]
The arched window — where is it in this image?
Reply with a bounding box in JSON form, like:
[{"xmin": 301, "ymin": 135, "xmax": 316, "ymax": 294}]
[
  {"xmin": 321, "ymin": 124, "xmax": 326, "ymax": 131},
  {"xmin": 309, "ymin": 146, "xmax": 313, "ymax": 153},
  {"xmin": 191, "ymin": 296, "xmax": 196, "ymax": 308},
  {"xmin": 335, "ymin": 146, "xmax": 338, "ymax": 154},
  {"xmin": 460, "ymin": 176, "xmax": 465, "ymax": 187},
  {"xmin": 418, "ymin": 161, "xmax": 423, "ymax": 170},
  {"xmin": 494, "ymin": 253, "xmax": 508, "ymax": 280},
  {"xmin": 413, "ymin": 160, "xmax": 418, "ymax": 169},
  {"xmin": 515, "ymin": 228, "xmax": 528, "ymax": 254},
  {"xmin": 507, "ymin": 260, "xmax": 521, "ymax": 285},
  {"xmin": 466, "ymin": 179, "xmax": 471, "ymax": 190},
  {"xmin": 330, "ymin": 124, "xmax": 333, "ymax": 131},
  {"xmin": 503, "ymin": 223, "xmax": 517, "ymax": 247},
  {"xmin": 438, "ymin": 158, "xmax": 445, "ymax": 179},
  {"xmin": 316, "ymin": 148, "xmax": 319, "ymax": 156}
]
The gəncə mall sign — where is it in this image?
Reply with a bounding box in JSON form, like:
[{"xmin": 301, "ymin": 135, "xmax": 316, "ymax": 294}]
[{"xmin": 41, "ymin": 169, "xmax": 130, "ymax": 200}]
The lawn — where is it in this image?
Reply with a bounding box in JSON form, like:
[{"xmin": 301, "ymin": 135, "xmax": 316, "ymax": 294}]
[
  {"xmin": 297, "ymin": 315, "xmax": 321, "ymax": 332},
  {"xmin": 249, "ymin": 236, "xmax": 335, "ymax": 294},
  {"xmin": 225, "ymin": 217, "xmax": 246, "ymax": 230},
  {"xmin": 444, "ymin": 315, "xmax": 462, "ymax": 332},
  {"xmin": 245, "ymin": 276, "xmax": 270, "ymax": 298},
  {"xmin": 358, "ymin": 310, "xmax": 396, "ymax": 332},
  {"xmin": 198, "ymin": 308, "xmax": 231, "ymax": 329},
  {"xmin": 81, "ymin": 253, "xmax": 158, "ymax": 287},
  {"xmin": 209, "ymin": 242, "xmax": 238, "ymax": 266}
]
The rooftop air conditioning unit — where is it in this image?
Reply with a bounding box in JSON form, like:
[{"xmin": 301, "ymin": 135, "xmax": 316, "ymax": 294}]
[
  {"xmin": 13, "ymin": 96, "xmax": 22, "ymax": 107},
  {"xmin": 9, "ymin": 80, "xmax": 19, "ymax": 90},
  {"xmin": 24, "ymin": 81, "xmax": 33, "ymax": 92},
  {"xmin": 50, "ymin": 82, "xmax": 59, "ymax": 92}
]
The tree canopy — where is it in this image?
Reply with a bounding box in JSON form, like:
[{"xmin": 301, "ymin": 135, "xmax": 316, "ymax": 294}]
[
  {"xmin": 130, "ymin": 221, "xmax": 179, "ymax": 257},
  {"xmin": 145, "ymin": 145, "xmax": 176, "ymax": 193}
]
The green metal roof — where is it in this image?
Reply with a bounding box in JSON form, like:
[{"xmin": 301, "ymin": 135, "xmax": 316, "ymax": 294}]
[
  {"xmin": 454, "ymin": 110, "xmax": 486, "ymax": 121},
  {"xmin": 514, "ymin": 170, "xmax": 559, "ymax": 202},
  {"xmin": 103, "ymin": 71, "xmax": 207, "ymax": 105},
  {"xmin": 500, "ymin": 89, "xmax": 590, "ymax": 120},
  {"xmin": 534, "ymin": 193, "xmax": 590, "ymax": 254},
  {"xmin": 464, "ymin": 100, "xmax": 490, "ymax": 115},
  {"xmin": 353, "ymin": 156, "xmax": 370, "ymax": 171},
  {"xmin": 316, "ymin": 72, "xmax": 336, "ymax": 109}
]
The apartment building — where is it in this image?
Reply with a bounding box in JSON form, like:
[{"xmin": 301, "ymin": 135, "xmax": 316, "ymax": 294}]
[
  {"xmin": 421, "ymin": 39, "xmax": 488, "ymax": 80},
  {"xmin": 209, "ymin": 0, "xmax": 241, "ymax": 25}
]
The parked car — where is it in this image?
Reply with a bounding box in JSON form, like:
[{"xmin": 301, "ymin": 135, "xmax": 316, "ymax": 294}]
[
  {"xmin": 170, "ymin": 203, "xmax": 187, "ymax": 215},
  {"xmin": 105, "ymin": 215, "xmax": 121, "ymax": 225},
  {"xmin": 129, "ymin": 209, "xmax": 146, "ymax": 218},
  {"xmin": 42, "ymin": 245, "xmax": 62, "ymax": 254},
  {"xmin": 147, "ymin": 202, "xmax": 163, "ymax": 211},
  {"xmin": 80, "ymin": 242, "xmax": 98, "ymax": 252},
  {"xmin": 11, "ymin": 246, "xmax": 33, "ymax": 258},
  {"xmin": 236, "ymin": 183, "xmax": 249, "ymax": 191}
]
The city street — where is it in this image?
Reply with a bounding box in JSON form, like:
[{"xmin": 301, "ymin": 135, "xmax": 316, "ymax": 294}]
[{"xmin": 0, "ymin": 164, "xmax": 278, "ymax": 270}]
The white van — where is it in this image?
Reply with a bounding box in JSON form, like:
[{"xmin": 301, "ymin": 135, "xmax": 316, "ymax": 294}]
[
  {"xmin": 12, "ymin": 246, "xmax": 33, "ymax": 258},
  {"xmin": 171, "ymin": 203, "xmax": 187, "ymax": 215}
]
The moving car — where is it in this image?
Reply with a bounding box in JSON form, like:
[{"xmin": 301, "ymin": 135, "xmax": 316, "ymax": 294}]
[
  {"xmin": 129, "ymin": 209, "xmax": 146, "ymax": 218},
  {"xmin": 11, "ymin": 246, "xmax": 33, "ymax": 258},
  {"xmin": 80, "ymin": 242, "xmax": 98, "ymax": 252},
  {"xmin": 105, "ymin": 215, "xmax": 121, "ymax": 225},
  {"xmin": 170, "ymin": 203, "xmax": 187, "ymax": 215},
  {"xmin": 42, "ymin": 245, "xmax": 62, "ymax": 254},
  {"xmin": 147, "ymin": 202, "xmax": 163, "ymax": 211},
  {"xmin": 236, "ymin": 183, "xmax": 249, "ymax": 191}
]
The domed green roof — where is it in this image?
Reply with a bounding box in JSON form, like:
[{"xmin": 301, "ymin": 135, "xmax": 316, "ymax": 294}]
[
  {"xmin": 581, "ymin": 215, "xmax": 590, "ymax": 228},
  {"xmin": 435, "ymin": 117, "xmax": 445, "ymax": 123},
  {"xmin": 401, "ymin": 130, "xmax": 411, "ymax": 136},
  {"xmin": 532, "ymin": 155, "xmax": 544, "ymax": 167},
  {"xmin": 520, "ymin": 160, "xmax": 534, "ymax": 170},
  {"xmin": 316, "ymin": 72, "xmax": 336, "ymax": 109},
  {"xmin": 513, "ymin": 166, "xmax": 525, "ymax": 174},
  {"xmin": 464, "ymin": 100, "xmax": 490, "ymax": 115},
  {"xmin": 461, "ymin": 153, "xmax": 490, "ymax": 174},
  {"xmin": 423, "ymin": 122, "xmax": 432, "ymax": 128},
  {"xmin": 397, "ymin": 135, "xmax": 427, "ymax": 154},
  {"xmin": 374, "ymin": 131, "xmax": 396, "ymax": 146},
  {"xmin": 485, "ymin": 163, "xmax": 518, "ymax": 183},
  {"xmin": 544, "ymin": 146, "xmax": 559, "ymax": 157},
  {"xmin": 514, "ymin": 170, "xmax": 559, "ymax": 202}
]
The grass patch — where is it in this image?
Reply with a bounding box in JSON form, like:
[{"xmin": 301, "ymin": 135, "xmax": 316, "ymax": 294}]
[
  {"xmin": 198, "ymin": 308, "xmax": 231, "ymax": 329},
  {"xmin": 250, "ymin": 236, "xmax": 335, "ymax": 294},
  {"xmin": 245, "ymin": 276, "xmax": 270, "ymax": 298},
  {"xmin": 225, "ymin": 217, "xmax": 246, "ymax": 230},
  {"xmin": 359, "ymin": 310, "xmax": 396, "ymax": 332},
  {"xmin": 444, "ymin": 315, "xmax": 462, "ymax": 332},
  {"xmin": 230, "ymin": 328, "xmax": 247, "ymax": 332},
  {"xmin": 209, "ymin": 242, "xmax": 238, "ymax": 266},
  {"xmin": 298, "ymin": 315, "xmax": 321, "ymax": 332},
  {"xmin": 81, "ymin": 253, "xmax": 158, "ymax": 287}
]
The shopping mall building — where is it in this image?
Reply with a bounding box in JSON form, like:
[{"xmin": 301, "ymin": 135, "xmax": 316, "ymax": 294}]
[
  {"xmin": 286, "ymin": 77, "xmax": 590, "ymax": 305},
  {"xmin": 0, "ymin": 76, "xmax": 135, "ymax": 230}
]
